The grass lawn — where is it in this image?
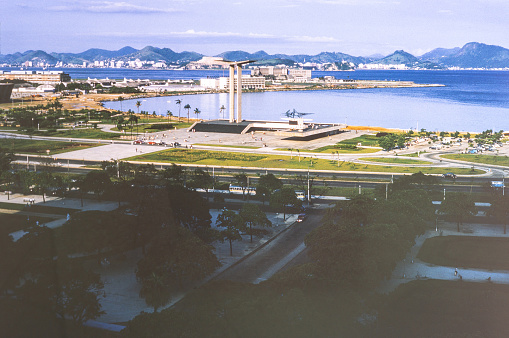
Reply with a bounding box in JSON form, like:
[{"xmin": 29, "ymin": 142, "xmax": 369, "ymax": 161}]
[
  {"xmin": 417, "ymin": 236, "xmax": 509, "ymax": 270},
  {"xmin": 0, "ymin": 202, "xmax": 79, "ymax": 216},
  {"xmin": 126, "ymin": 149, "xmax": 485, "ymax": 175},
  {"xmin": 361, "ymin": 157, "xmax": 432, "ymax": 165},
  {"xmin": 442, "ymin": 153, "xmax": 509, "ymax": 167},
  {"xmin": 29, "ymin": 128, "xmax": 123, "ymax": 140},
  {"xmin": 194, "ymin": 143, "xmax": 260, "ymax": 149},
  {"xmin": 274, "ymin": 146, "xmax": 380, "ymax": 154},
  {"xmin": 337, "ymin": 134, "xmax": 381, "ymax": 147},
  {"xmin": 404, "ymin": 151, "xmax": 427, "ymax": 157},
  {"xmin": 376, "ymin": 280, "xmax": 509, "ymax": 337},
  {"xmin": 0, "ymin": 213, "xmax": 56, "ymax": 234},
  {"xmin": 112, "ymin": 121, "xmax": 193, "ymax": 133},
  {"xmin": 0, "ymin": 139, "xmax": 101, "ymax": 155}
]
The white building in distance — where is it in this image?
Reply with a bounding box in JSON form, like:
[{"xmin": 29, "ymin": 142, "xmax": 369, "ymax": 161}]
[{"xmin": 200, "ymin": 76, "xmax": 265, "ymax": 90}]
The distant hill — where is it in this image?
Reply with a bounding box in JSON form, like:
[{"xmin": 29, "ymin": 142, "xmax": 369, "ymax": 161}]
[
  {"xmin": 437, "ymin": 42, "xmax": 509, "ymax": 68},
  {"xmin": 1, "ymin": 42, "xmax": 508, "ymax": 68},
  {"xmin": 419, "ymin": 47, "xmax": 461, "ymax": 63},
  {"xmin": 376, "ymin": 50, "xmax": 419, "ymax": 65}
]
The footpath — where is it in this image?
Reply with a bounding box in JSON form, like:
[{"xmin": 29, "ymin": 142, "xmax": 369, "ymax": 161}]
[{"xmin": 378, "ymin": 221, "xmax": 509, "ymax": 294}]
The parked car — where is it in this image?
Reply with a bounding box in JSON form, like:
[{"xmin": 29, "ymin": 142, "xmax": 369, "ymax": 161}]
[
  {"xmin": 133, "ymin": 140, "xmax": 143, "ymax": 145},
  {"xmin": 442, "ymin": 173, "xmax": 457, "ymax": 179}
]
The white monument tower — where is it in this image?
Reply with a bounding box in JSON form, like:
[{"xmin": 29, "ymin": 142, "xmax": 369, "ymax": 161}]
[{"xmin": 222, "ymin": 60, "xmax": 255, "ymax": 123}]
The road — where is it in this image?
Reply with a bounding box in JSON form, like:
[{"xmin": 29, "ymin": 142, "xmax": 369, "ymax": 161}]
[{"xmin": 213, "ymin": 208, "xmax": 324, "ymax": 284}]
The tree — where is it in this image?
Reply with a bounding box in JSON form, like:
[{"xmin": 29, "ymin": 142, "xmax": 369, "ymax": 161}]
[
  {"xmin": 239, "ymin": 204, "xmax": 271, "ymax": 243},
  {"xmin": 269, "ymin": 187, "xmax": 301, "ymax": 220},
  {"xmin": 0, "ymin": 147, "xmax": 15, "ymax": 177},
  {"xmin": 136, "ymin": 100, "xmax": 142, "ymax": 115},
  {"xmin": 184, "ymin": 104, "xmax": 191, "ymax": 123},
  {"xmin": 487, "ymin": 195, "xmax": 509, "ymax": 234},
  {"xmin": 219, "ymin": 105, "xmax": 226, "ymax": 119},
  {"xmin": 257, "ymin": 173, "xmax": 283, "ymax": 194},
  {"xmin": 175, "ymin": 99, "xmax": 182, "ymax": 120},
  {"xmin": 118, "ymin": 96, "xmax": 124, "ymax": 111},
  {"xmin": 162, "ymin": 164, "xmax": 186, "ymax": 186},
  {"xmin": 233, "ymin": 173, "xmax": 249, "ymax": 200},
  {"xmin": 136, "ymin": 225, "xmax": 220, "ymax": 311},
  {"xmin": 440, "ymin": 193, "xmax": 477, "ymax": 232},
  {"xmin": 378, "ymin": 134, "xmax": 397, "ymax": 150},
  {"xmin": 82, "ymin": 170, "xmax": 112, "ymax": 199},
  {"xmin": 166, "ymin": 110, "xmax": 173, "ymax": 124},
  {"xmin": 189, "ymin": 168, "xmax": 213, "ymax": 196},
  {"xmin": 216, "ymin": 209, "xmax": 246, "ymax": 256},
  {"xmin": 193, "ymin": 108, "xmax": 201, "ymax": 119}
]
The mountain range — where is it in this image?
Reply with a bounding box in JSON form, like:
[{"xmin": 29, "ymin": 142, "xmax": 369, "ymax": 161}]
[{"xmin": 1, "ymin": 42, "xmax": 508, "ymax": 69}]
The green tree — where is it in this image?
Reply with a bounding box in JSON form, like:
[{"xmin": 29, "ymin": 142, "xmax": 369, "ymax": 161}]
[
  {"xmin": 233, "ymin": 173, "xmax": 249, "ymax": 199},
  {"xmin": 487, "ymin": 195, "xmax": 509, "ymax": 234},
  {"xmin": 136, "ymin": 225, "xmax": 220, "ymax": 310},
  {"xmin": 239, "ymin": 203, "xmax": 271, "ymax": 243},
  {"xmin": 118, "ymin": 96, "xmax": 124, "ymax": 111},
  {"xmin": 378, "ymin": 134, "xmax": 397, "ymax": 150},
  {"xmin": 82, "ymin": 170, "xmax": 112, "ymax": 199},
  {"xmin": 257, "ymin": 173, "xmax": 283, "ymax": 194},
  {"xmin": 184, "ymin": 104, "xmax": 191, "ymax": 123},
  {"xmin": 440, "ymin": 193, "xmax": 477, "ymax": 232},
  {"xmin": 216, "ymin": 209, "xmax": 246, "ymax": 256},
  {"xmin": 175, "ymin": 99, "xmax": 182, "ymax": 120},
  {"xmin": 193, "ymin": 108, "xmax": 201, "ymax": 119},
  {"xmin": 269, "ymin": 187, "xmax": 301, "ymax": 220}
]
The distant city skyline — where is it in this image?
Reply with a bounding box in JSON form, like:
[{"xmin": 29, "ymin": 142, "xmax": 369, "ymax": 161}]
[{"xmin": 4, "ymin": 0, "xmax": 509, "ymax": 57}]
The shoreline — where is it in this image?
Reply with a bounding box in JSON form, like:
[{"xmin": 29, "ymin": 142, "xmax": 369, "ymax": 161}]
[{"xmin": 58, "ymin": 79, "xmax": 444, "ymax": 110}]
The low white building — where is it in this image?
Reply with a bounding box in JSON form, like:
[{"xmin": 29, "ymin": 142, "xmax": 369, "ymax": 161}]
[{"xmin": 200, "ymin": 76, "xmax": 265, "ymax": 90}]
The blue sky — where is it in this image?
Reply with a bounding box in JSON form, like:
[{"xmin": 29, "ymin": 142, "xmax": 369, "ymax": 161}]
[{"xmin": 3, "ymin": 0, "xmax": 509, "ymax": 57}]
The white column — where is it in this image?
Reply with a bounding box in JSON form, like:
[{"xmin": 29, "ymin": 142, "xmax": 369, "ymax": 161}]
[
  {"xmin": 236, "ymin": 64, "xmax": 242, "ymax": 123},
  {"xmin": 229, "ymin": 65, "xmax": 235, "ymax": 123}
]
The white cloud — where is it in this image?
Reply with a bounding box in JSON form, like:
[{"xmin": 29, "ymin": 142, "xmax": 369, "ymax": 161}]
[{"xmin": 47, "ymin": 1, "xmax": 179, "ymax": 14}]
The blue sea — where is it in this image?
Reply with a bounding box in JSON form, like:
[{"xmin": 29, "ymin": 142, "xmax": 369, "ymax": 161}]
[{"xmin": 3, "ymin": 67, "xmax": 508, "ymax": 132}]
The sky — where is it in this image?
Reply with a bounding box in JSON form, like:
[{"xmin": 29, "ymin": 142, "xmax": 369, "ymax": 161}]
[{"xmin": 2, "ymin": 0, "xmax": 509, "ymax": 57}]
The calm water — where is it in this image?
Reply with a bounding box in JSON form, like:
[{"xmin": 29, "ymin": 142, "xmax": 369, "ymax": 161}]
[{"xmin": 4, "ymin": 67, "xmax": 508, "ymax": 132}]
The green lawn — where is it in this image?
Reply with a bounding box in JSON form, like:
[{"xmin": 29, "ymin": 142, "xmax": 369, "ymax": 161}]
[
  {"xmin": 0, "ymin": 213, "xmax": 56, "ymax": 234},
  {"xmin": 194, "ymin": 143, "xmax": 260, "ymax": 149},
  {"xmin": 376, "ymin": 280, "xmax": 509, "ymax": 337},
  {"xmin": 112, "ymin": 121, "xmax": 193, "ymax": 133},
  {"xmin": 126, "ymin": 149, "xmax": 484, "ymax": 175},
  {"xmin": 337, "ymin": 134, "xmax": 381, "ymax": 147},
  {"xmin": 417, "ymin": 236, "xmax": 509, "ymax": 270},
  {"xmin": 0, "ymin": 139, "xmax": 101, "ymax": 155},
  {"xmin": 442, "ymin": 153, "xmax": 509, "ymax": 167},
  {"xmin": 361, "ymin": 157, "xmax": 432, "ymax": 165},
  {"xmin": 404, "ymin": 151, "xmax": 427, "ymax": 157},
  {"xmin": 29, "ymin": 128, "xmax": 123, "ymax": 140},
  {"xmin": 275, "ymin": 146, "xmax": 380, "ymax": 154}
]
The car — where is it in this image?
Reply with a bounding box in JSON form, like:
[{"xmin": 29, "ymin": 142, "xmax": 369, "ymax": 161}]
[
  {"xmin": 297, "ymin": 213, "xmax": 307, "ymax": 222},
  {"xmin": 146, "ymin": 141, "xmax": 157, "ymax": 145},
  {"xmin": 442, "ymin": 173, "xmax": 457, "ymax": 179},
  {"xmin": 133, "ymin": 140, "xmax": 143, "ymax": 145}
]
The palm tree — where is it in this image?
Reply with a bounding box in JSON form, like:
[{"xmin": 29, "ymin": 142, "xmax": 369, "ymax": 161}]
[
  {"xmin": 136, "ymin": 101, "xmax": 141, "ymax": 116},
  {"xmin": 175, "ymin": 99, "xmax": 182, "ymax": 120},
  {"xmin": 184, "ymin": 104, "xmax": 191, "ymax": 123},
  {"xmin": 194, "ymin": 108, "xmax": 201, "ymax": 120},
  {"xmin": 118, "ymin": 96, "xmax": 124, "ymax": 111},
  {"xmin": 219, "ymin": 105, "xmax": 226, "ymax": 119},
  {"xmin": 166, "ymin": 110, "xmax": 173, "ymax": 124}
]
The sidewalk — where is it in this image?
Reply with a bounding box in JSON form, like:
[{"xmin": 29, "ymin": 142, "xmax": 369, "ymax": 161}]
[{"xmin": 378, "ymin": 221, "xmax": 509, "ymax": 294}]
